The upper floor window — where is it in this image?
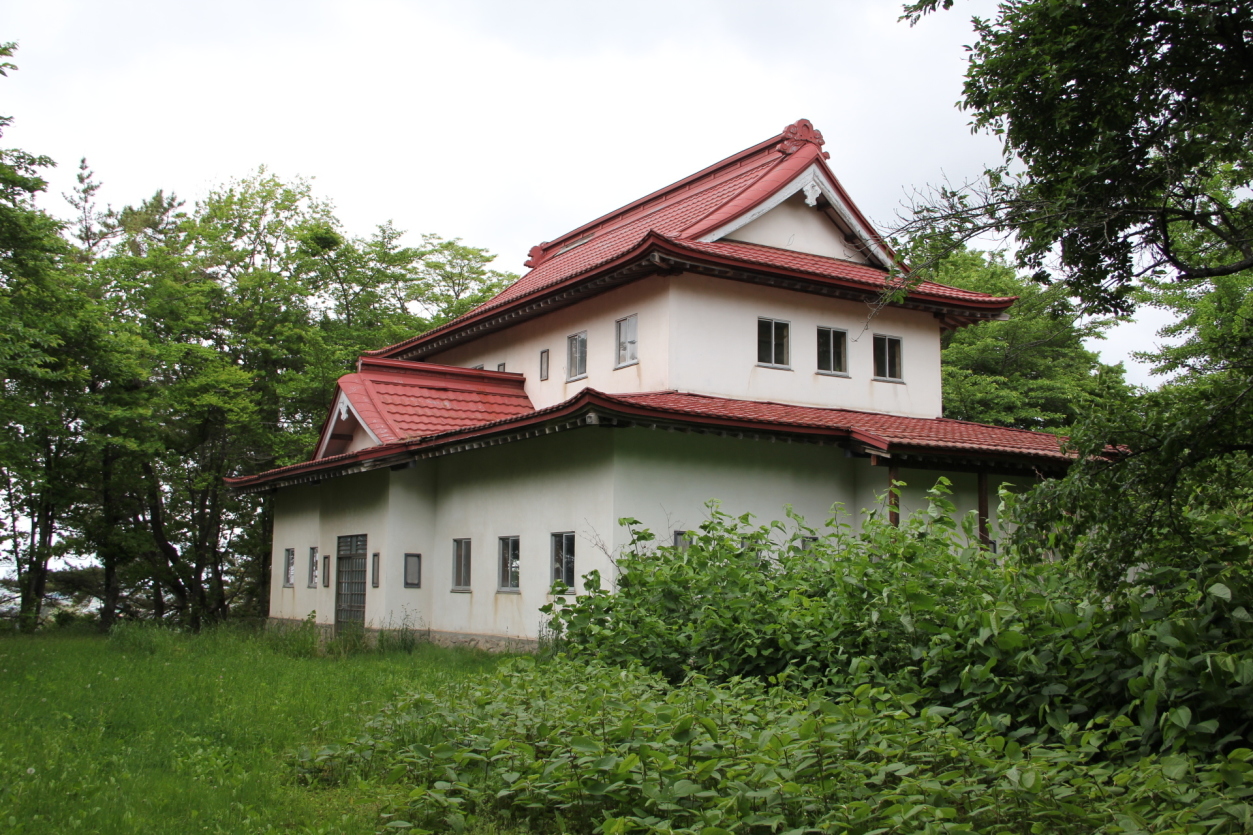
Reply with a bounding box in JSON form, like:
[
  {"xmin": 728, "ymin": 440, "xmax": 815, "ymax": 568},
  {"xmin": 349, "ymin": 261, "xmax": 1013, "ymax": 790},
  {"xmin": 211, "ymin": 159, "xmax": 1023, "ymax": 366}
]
[
  {"xmin": 539, "ymin": 349, "xmax": 549, "ymax": 381},
  {"xmin": 567, "ymin": 331, "xmax": 587, "ymax": 380},
  {"xmin": 616, "ymin": 315, "xmax": 638, "ymax": 367},
  {"xmin": 499, "ymin": 536, "xmax": 520, "ymax": 591},
  {"xmin": 551, "ymin": 532, "xmax": 575, "ymax": 587},
  {"xmin": 757, "ymin": 318, "xmax": 789, "ymax": 367},
  {"xmin": 497, "ymin": 362, "xmax": 506, "ymax": 372},
  {"xmin": 817, "ymin": 327, "xmax": 848, "ymax": 375},
  {"xmin": 873, "ymin": 334, "xmax": 903, "ymax": 381}
]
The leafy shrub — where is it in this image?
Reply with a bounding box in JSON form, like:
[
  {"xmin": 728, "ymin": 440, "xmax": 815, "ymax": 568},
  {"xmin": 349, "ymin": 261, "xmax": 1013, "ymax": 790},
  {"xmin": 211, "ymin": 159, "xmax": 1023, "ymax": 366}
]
[
  {"xmin": 310, "ymin": 657, "xmax": 1253, "ymax": 834},
  {"xmin": 543, "ymin": 487, "xmax": 1253, "ymax": 754}
]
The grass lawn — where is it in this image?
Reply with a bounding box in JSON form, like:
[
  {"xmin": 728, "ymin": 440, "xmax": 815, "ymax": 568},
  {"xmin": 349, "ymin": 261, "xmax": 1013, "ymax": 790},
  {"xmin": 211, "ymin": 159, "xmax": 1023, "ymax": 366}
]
[{"xmin": 0, "ymin": 624, "xmax": 503, "ymax": 834}]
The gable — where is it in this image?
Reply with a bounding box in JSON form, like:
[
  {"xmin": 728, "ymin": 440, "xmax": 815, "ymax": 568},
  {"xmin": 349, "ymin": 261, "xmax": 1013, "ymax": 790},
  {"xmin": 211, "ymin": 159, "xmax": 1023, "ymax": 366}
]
[{"xmin": 724, "ymin": 192, "xmax": 869, "ymax": 263}]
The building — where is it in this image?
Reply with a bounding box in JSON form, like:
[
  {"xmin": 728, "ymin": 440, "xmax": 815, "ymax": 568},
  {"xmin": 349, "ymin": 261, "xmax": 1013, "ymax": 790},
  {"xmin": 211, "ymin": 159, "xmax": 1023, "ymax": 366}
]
[{"xmin": 228, "ymin": 120, "xmax": 1069, "ymax": 647}]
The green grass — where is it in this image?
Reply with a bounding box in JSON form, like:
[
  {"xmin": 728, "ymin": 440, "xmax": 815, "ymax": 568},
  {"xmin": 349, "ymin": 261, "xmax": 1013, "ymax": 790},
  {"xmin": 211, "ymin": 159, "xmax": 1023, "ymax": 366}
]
[{"xmin": 0, "ymin": 623, "xmax": 503, "ymax": 834}]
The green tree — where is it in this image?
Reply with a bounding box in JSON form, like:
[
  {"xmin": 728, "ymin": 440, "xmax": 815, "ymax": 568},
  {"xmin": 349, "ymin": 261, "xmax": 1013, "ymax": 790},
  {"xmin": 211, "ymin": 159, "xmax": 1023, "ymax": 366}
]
[
  {"xmin": 926, "ymin": 247, "xmax": 1128, "ymax": 431},
  {"xmin": 902, "ymin": 0, "xmax": 1253, "ymax": 314}
]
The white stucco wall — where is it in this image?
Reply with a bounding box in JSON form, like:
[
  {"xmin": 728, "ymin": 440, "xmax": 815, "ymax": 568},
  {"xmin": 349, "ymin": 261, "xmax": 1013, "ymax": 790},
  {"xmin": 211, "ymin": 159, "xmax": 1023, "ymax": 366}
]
[
  {"xmin": 725, "ymin": 192, "xmax": 867, "ymax": 262},
  {"xmin": 426, "ymin": 275, "xmax": 673, "ymax": 410},
  {"xmin": 426, "ymin": 272, "xmax": 944, "ymax": 418},
  {"xmin": 270, "ymin": 425, "xmax": 1037, "ymax": 640},
  {"xmin": 667, "ymin": 275, "xmax": 943, "ymax": 417}
]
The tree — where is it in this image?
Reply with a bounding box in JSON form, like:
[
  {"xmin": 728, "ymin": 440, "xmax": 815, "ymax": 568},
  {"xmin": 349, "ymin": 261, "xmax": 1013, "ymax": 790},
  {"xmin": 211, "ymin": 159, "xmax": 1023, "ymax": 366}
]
[
  {"xmin": 902, "ymin": 0, "xmax": 1253, "ymax": 314},
  {"xmin": 920, "ymin": 246, "xmax": 1129, "ymax": 431}
]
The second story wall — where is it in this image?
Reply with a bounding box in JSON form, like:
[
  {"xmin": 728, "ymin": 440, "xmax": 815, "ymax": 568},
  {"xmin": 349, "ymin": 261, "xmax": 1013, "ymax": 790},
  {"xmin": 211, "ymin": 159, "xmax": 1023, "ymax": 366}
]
[
  {"xmin": 668, "ymin": 275, "xmax": 943, "ymax": 418},
  {"xmin": 425, "ymin": 275, "xmax": 673, "ymax": 409},
  {"xmin": 425, "ymin": 272, "xmax": 945, "ymax": 418}
]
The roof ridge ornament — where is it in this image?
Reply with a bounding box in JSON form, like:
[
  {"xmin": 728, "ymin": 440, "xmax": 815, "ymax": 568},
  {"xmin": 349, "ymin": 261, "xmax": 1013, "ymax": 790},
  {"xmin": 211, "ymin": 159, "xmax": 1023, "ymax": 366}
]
[{"xmin": 775, "ymin": 119, "xmax": 830, "ymax": 159}]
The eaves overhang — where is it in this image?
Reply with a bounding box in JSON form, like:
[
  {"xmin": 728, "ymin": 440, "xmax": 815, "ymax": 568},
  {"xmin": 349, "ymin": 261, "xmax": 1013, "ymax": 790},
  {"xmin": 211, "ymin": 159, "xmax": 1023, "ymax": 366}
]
[
  {"xmin": 227, "ymin": 388, "xmax": 1070, "ymax": 494},
  {"xmin": 375, "ymin": 233, "xmax": 1016, "ymax": 362}
]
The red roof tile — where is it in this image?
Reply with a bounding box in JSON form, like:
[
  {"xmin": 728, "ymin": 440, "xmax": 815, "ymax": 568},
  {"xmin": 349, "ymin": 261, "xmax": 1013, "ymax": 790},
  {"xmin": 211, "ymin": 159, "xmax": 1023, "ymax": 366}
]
[
  {"xmin": 370, "ymin": 119, "xmax": 1015, "ymax": 360},
  {"xmin": 602, "ymin": 392, "xmax": 1068, "ymax": 460},
  {"xmin": 329, "ymin": 360, "xmax": 534, "ymax": 449},
  {"xmin": 236, "ymin": 384, "xmax": 1067, "ymax": 491}
]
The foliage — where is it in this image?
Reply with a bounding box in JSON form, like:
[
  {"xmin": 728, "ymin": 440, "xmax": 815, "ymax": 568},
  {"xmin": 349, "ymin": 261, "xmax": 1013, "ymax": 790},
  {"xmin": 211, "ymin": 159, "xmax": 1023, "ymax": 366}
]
[
  {"xmin": 542, "ymin": 494, "xmax": 1253, "ymax": 756},
  {"xmin": 313, "ymin": 656, "xmax": 1253, "ymax": 835},
  {"xmin": 919, "ymin": 246, "xmax": 1129, "ymax": 430},
  {"xmin": 0, "ymin": 625, "xmax": 501, "ymax": 834},
  {"xmin": 900, "ymin": 0, "xmax": 1253, "ymax": 314},
  {"xmin": 1012, "ymin": 268, "xmax": 1253, "ymax": 586}
]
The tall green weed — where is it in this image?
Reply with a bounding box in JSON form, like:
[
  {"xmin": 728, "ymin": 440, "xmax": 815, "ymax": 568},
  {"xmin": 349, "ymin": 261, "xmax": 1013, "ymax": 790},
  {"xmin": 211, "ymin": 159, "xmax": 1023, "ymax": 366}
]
[{"xmin": 543, "ymin": 485, "xmax": 1253, "ymax": 754}]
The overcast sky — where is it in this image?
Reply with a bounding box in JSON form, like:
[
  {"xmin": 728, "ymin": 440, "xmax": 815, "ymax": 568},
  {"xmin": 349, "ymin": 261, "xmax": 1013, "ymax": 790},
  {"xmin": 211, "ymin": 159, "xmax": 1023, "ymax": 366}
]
[{"xmin": 3, "ymin": 0, "xmax": 1171, "ymax": 384}]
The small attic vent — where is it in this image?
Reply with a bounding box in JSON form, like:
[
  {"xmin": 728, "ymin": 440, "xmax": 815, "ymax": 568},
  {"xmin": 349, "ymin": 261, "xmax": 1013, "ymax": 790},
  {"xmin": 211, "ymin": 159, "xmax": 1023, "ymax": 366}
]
[{"xmin": 556, "ymin": 233, "xmax": 594, "ymax": 254}]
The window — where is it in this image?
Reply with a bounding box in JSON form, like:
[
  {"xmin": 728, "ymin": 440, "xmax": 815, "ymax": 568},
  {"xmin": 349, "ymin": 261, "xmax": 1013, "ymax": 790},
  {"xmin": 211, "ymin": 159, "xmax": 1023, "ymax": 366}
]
[
  {"xmin": 471, "ymin": 364, "xmax": 484, "ymax": 370},
  {"xmin": 497, "ymin": 362, "xmax": 506, "ymax": 372},
  {"xmin": 371, "ymin": 552, "xmax": 380, "ymax": 588},
  {"xmin": 539, "ymin": 349, "xmax": 549, "ymax": 381},
  {"xmin": 615, "ymin": 315, "xmax": 638, "ymax": 367},
  {"xmin": 801, "ymin": 536, "xmax": 819, "ymax": 550},
  {"xmin": 453, "ymin": 539, "xmax": 472, "ymax": 589},
  {"xmin": 757, "ymin": 318, "xmax": 789, "ymax": 367},
  {"xmin": 498, "ymin": 536, "xmax": 520, "ymax": 590},
  {"xmin": 282, "ymin": 548, "xmax": 295, "ymax": 587},
  {"xmin": 567, "ymin": 332, "xmax": 587, "ymax": 380},
  {"xmin": 873, "ymin": 335, "xmax": 903, "ymax": 381},
  {"xmin": 307, "ymin": 547, "xmax": 319, "ymax": 588},
  {"xmin": 322, "ymin": 553, "xmax": 330, "ymax": 587},
  {"xmin": 817, "ymin": 327, "xmax": 848, "ymax": 375},
  {"xmin": 673, "ymin": 530, "xmax": 693, "ymax": 549},
  {"xmin": 404, "ymin": 553, "xmax": 422, "ymax": 588},
  {"xmin": 551, "ymin": 532, "xmax": 575, "ymax": 586}
]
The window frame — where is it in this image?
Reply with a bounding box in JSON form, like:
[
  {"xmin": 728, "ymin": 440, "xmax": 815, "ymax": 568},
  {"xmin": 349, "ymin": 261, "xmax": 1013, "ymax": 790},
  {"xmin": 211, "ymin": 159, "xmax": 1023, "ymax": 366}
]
[
  {"xmin": 498, "ymin": 536, "xmax": 521, "ymax": 592},
  {"xmin": 756, "ymin": 317, "xmax": 791, "ymax": 369},
  {"xmin": 404, "ymin": 553, "xmax": 422, "ymax": 588},
  {"xmin": 673, "ymin": 530, "xmax": 693, "ymax": 549},
  {"xmin": 615, "ymin": 314, "xmax": 639, "ymax": 368},
  {"xmin": 816, "ymin": 326, "xmax": 849, "ymax": 376},
  {"xmin": 322, "ymin": 553, "xmax": 331, "ymax": 587},
  {"xmin": 371, "ymin": 552, "xmax": 380, "ymax": 588},
  {"xmin": 539, "ymin": 349, "xmax": 549, "ymax": 381},
  {"xmin": 307, "ymin": 547, "xmax": 319, "ymax": 588},
  {"xmin": 497, "ymin": 362, "xmax": 506, "ymax": 372},
  {"xmin": 452, "ymin": 538, "xmax": 472, "ymax": 591},
  {"xmin": 282, "ymin": 548, "xmax": 295, "ymax": 587},
  {"xmin": 566, "ymin": 331, "xmax": 588, "ymax": 381},
  {"xmin": 551, "ymin": 532, "xmax": 576, "ymax": 587},
  {"xmin": 872, "ymin": 334, "xmax": 904, "ymax": 382}
]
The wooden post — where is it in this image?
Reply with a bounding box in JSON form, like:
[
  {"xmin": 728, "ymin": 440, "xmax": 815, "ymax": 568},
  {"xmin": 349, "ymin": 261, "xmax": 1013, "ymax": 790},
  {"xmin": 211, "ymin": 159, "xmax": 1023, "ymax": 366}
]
[
  {"xmin": 888, "ymin": 463, "xmax": 900, "ymax": 527},
  {"xmin": 978, "ymin": 470, "xmax": 990, "ymax": 547}
]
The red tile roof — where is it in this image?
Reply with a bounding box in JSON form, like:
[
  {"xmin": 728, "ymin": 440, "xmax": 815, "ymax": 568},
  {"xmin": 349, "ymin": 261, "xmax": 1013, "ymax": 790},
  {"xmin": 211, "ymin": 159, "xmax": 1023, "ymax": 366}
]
[
  {"xmin": 330, "ymin": 359, "xmax": 534, "ymax": 445},
  {"xmin": 234, "ymin": 384, "xmax": 1067, "ymax": 491},
  {"xmin": 370, "ymin": 119, "xmax": 1016, "ymax": 361}
]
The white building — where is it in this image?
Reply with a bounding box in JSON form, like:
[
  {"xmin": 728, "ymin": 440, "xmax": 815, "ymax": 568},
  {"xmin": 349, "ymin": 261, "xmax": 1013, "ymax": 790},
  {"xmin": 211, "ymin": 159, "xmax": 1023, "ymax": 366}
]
[{"xmin": 230, "ymin": 120, "xmax": 1069, "ymax": 647}]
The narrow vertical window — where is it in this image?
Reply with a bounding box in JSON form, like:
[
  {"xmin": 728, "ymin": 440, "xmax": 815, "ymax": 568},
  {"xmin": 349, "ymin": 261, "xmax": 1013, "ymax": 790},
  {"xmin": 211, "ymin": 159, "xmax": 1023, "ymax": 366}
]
[
  {"xmin": 873, "ymin": 335, "xmax": 903, "ymax": 380},
  {"xmin": 453, "ymin": 539, "xmax": 472, "ymax": 589},
  {"xmin": 539, "ymin": 349, "xmax": 549, "ymax": 381},
  {"xmin": 498, "ymin": 536, "xmax": 520, "ymax": 590},
  {"xmin": 673, "ymin": 531, "xmax": 693, "ymax": 549},
  {"xmin": 497, "ymin": 362, "xmax": 506, "ymax": 372},
  {"xmin": 282, "ymin": 548, "xmax": 295, "ymax": 587},
  {"xmin": 371, "ymin": 552, "xmax": 380, "ymax": 588},
  {"xmin": 307, "ymin": 547, "xmax": 318, "ymax": 588},
  {"xmin": 757, "ymin": 318, "xmax": 789, "ymax": 367},
  {"xmin": 322, "ymin": 553, "xmax": 330, "ymax": 587},
  {"xmin": 615, "ymin": 314, "xmax": 638, "ymax": 367},
  {"xmin": 551, "ymin": 532, "xmax": 575, "ymax": 587},
  {"xmin": 404, "ymin": 553, "xmax": 422, "ymax": 588},
  {"xmin": 567, "ymin": 332, "xmax": 587, "ymax": 379},
  {"xmin": 817, "ymin": 327, "xmax": 847, "ymax": 374}
]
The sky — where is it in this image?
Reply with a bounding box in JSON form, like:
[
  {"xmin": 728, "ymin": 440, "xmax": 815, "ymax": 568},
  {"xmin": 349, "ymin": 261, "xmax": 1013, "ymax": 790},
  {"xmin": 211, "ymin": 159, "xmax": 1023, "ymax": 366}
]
[{"xmin": 2, "ymin": 0, "xmax": 1172, "ymax": 384}]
